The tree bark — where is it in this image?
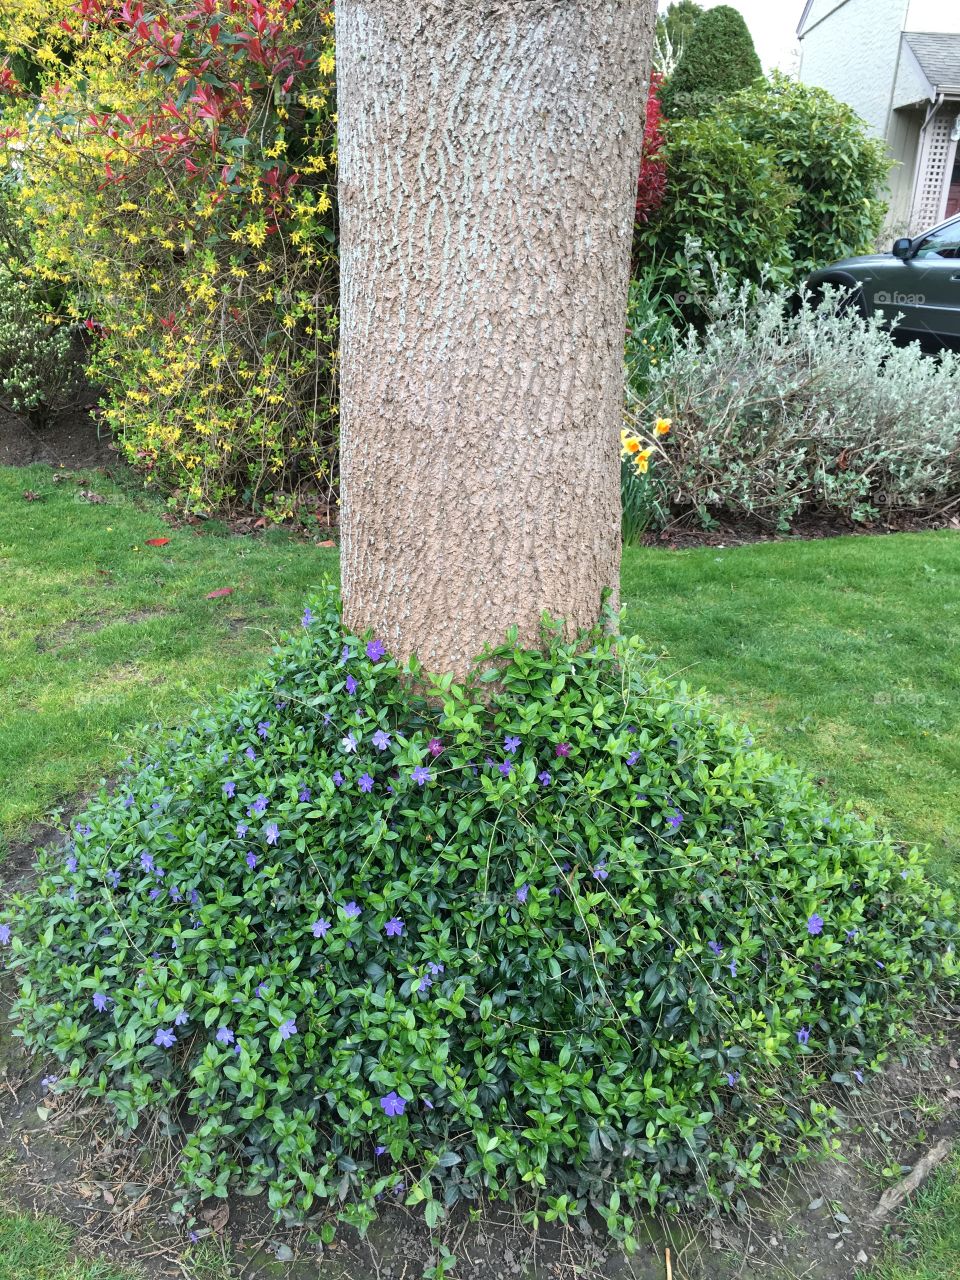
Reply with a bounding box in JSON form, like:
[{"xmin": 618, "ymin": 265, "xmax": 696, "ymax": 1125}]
[{"xmin": 337, "ymin": 0, "xmax": 654, "ymax": 677}]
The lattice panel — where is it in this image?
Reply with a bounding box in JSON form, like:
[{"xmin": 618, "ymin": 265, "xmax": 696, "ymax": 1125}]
[{"xmin": 913, "ymin": 110, "xmax": 954, "ymax": 229}]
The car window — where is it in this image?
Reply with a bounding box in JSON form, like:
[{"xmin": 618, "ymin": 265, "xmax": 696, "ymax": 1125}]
[{"xmin": 914, "ymin": 220, "xmax": 960, "ymax": 259}]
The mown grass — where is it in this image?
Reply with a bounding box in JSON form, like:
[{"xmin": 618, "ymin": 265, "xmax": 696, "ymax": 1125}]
[{"xmin": 1, "ymin": 464, "xmax": 958, "ymax": 1278}]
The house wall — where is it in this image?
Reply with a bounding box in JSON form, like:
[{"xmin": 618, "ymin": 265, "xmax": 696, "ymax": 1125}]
[
  {"xmin": 886, "ymin": 108, "xmax": 924, "ymax": 233},
  {"xmin": 799, "ymin": 0, "xmax": 909, "ymax": 137}
]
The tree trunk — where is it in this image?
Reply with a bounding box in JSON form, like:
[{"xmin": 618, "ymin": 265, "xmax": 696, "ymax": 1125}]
[{"xmin": 337, "ymin": 0, "xmax": 654, "ymax": 677}]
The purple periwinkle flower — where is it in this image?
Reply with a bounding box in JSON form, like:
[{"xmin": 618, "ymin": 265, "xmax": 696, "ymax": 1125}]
[
  {"xmin": 853, "ymin": 1068, "xmax": 864, "ymax": 1084},
  {"xmin": 379, "ymin": 1090, "xmax": 406, "ymax": 1117},
  {"xmin": 299, "ymin": 787, "xmax": 311, "ymax": 802},
  {"xmin": 311, "ymin": 919, "xmax": 331, "ymax": 939},
  {"xmin": 797, "ymin": 1026, "xmax": 810, "ymax": 1046},
  {"xmin": 498, "ymin": 761, "xmax": 512, "ymax": 777},
  {"xmin": 807, "ymin": 913, "xmax": 825, "ymax": 936},
  {"xmin": 504, "ymin": 735, "xmax": 521, "ymax": 755},
  {"xmin": 708, "ymin": 941, "xmax": 723, "ymax": 957},
  {"xmin": 141, "ymin": 852, "xmax": 155, "ymax": 873},
  {"xmin": 154, "ymin": 1027, "xmax": 176, "ymax": 1048},
  {"xmin": 257, "ymin": 721, "xmax": 270, "ymax": 739},
  {"xmin": 149, "ymin": 888, "xmax": 161, "ymax": 901},
  {"xmin": 223, "ymin": 781, "xmax": 236, "ymax": 798},
  {"xmin": 40, "ymin": 1075, "xmax": 58, "ymax": 1091},
  {"xmin": 343, "ymin": 901, "xmax": 361, "ymax": 920},
  {"xmin": 418, "ymin": 975, "xmax": 433, "ymax": 993},
  {"xmin": 516, "ymin": 884, "xmax": 529, "ymax": 904},
  {"xmin": 358, "ymin": 773, "xmax": 374, "ymax": 794},
  {"xmin": 265, "ymin": 824, "xmax": 279, "ymax": 846},
  {"xmin": 216, "ymin": 1027, "xmax": 235, "ymax": 1045},
  {"xmin": 278, "ymin": 1018, "xmax": 297, "ymax": 1041},
  {"xmin": 428, "ymin": 738, "xmax": 443, "ymax": 757},
  {"xmin": 422, "ymin": 1097, "xmax": 434, "ymax": 1110},
  {"xmin": 174, "ymin": 1010, "xmax": 189, "ymax": 1026},
  {"xmin": 729, "ymin": 961, "xmax": 737, "ymax": 978},
  {"xmin": 366, "ymin": 639, "xmax": 386, "ymax": 662},
  {"xmin": 189, "ymin": 1231, "xmax": 199, "ymax": 1244},
  {"xmin": 666, "ymin": 810, "xmax": 684, "ymax": 831},
  {"xmin": 593, "ymin": 863, "xmax": 608, "ymax": 881},
  {"xmin": 123, "ymin": 794, "xmax": 135, "ymax": 809},
  {"xmin": 255, "ymin": 983, "xmax": 268, "ymax": 999},
  {"xmin": 375, "ymin": 1144, "xmax": 387, "ymax": 1157},
  {"xmin": 65, "ymin": 856, "xmax": 78, "ymax": 873},
  {"xmin": 726, "ymin": 1072, "xmax": 740, "ymax": 1087},
  {"xmin": 93, "ymin": 992, "xmax": 109, "ymax": 1012},
  {"xmin": 556, "ymin": 743, "xmax": 570, "ymax": 758},
  {"xmin": 538, "ymin": 771, "xmax": 551, "ymax": 786},
  {"xmin": 252, "ymin": 795, "xmax": 268, "ymax": 815},
  {"xmin": 332, "ymin": 771, "xmax": 344, "ymax": 787},
  {"xmin": 245, "ymin": 851, "xmax": 258, "ymax": 869},
  {"xmin": 245, "ymin": 747, "xmax": 256, "ymax": 761},
  {"xmin": 302, "ymin": 606, "xmax": 314, "ymax": 628},
  {"xmin": 236, "ymin": 821, "xmax": 248, "ymax": 838},
  {"xmin": 411, "ymin": 765, "xmax": 431, "ymax": 786},
  {"xmin": 341, "ymin": 733, "xmax": 358, "ymax": 754},
  {"xmin": 372, "ymin": 730, "xmax": 391, "ymax": 751},
  {"xmin": 384, "ymin": 917, "xmax": 404, "ymax": 938},
  {"xmin": 626, "ymin": 751, "xmax": 642, "ymax": 767},
  {"xmin": 345, "ymin": 674, "xmax": 358, "ymax": 696},
  {"xmin": 427, "ymin": 962, "xmax": 444, "ymax": 976}
]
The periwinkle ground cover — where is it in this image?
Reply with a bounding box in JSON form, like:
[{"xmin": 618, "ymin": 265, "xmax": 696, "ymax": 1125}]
[{"xmin": 1, "ymin": 594, "xmax": 956, "ymax": 1246}]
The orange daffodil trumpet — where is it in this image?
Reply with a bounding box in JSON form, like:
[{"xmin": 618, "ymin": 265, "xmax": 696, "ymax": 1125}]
[{"xmin": 621, "ymin": 418, "xmax": 673, "ymax": 478}]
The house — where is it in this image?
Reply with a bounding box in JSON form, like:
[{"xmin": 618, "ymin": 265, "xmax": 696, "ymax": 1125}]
[{"xmin": 797, "ymin": 0, "xmax": 960, "ymax": 235}]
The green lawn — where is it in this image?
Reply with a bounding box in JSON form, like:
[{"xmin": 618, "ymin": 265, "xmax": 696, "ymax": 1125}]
[{"xmin": 1, "ymin": 465, "xmax": 958, "ymax": 1277}]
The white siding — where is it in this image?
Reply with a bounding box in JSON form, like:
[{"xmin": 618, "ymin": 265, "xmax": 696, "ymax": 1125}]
[
  {"xmin": 799, "ymin": 0, "xmax": 908, "ymax": 137},
  {"xmin": 893, "ymin": 39, "xmax": 933, "ymax": 108}
]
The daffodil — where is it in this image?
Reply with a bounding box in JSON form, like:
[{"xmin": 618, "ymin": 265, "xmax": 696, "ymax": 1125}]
[
  {"xmin": 620, "ymin": 430, "xmax": 641, "ymax": 457},
  {"xmin": 655, "ymin": 418, "xmax": 672, "ymax": 436},
  {"xmin": 634, "ymin": 448, "xmax": 654, "ymax": 475}
]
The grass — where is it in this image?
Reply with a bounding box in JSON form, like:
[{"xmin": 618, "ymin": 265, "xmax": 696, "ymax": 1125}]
[
  {"xmin": 1, "ymin": 465, "xmax": 958, "ymax": 1277},
  {"xmin": 0, "ymin": 465, "xmax": 336, "ymax": 840}
]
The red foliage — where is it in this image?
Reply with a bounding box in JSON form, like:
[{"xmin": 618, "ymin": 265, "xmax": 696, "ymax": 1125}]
[{"xmin": 636, "ymin": 72, "xmax": 667, "ymax": 225}]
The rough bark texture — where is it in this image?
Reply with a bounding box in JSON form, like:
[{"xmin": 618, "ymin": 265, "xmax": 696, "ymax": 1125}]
[{"xmin": 337, "ymin": 0, "xmax": 654, "ymax": 677}]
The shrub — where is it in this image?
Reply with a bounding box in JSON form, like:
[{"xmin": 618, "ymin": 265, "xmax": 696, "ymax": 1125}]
[
  {"xmin": 635, "ymin": 74, "xmax": 667, "ymax": 226},
  {"xmin": 1, "ymin": 0, "xmax": 338, "ymax": 520},
  {"xmin": 627, "ymin": 274, "xmax": 960, "ymax": 530},
  {"xmin": 0, "ymin": 270, "xmax": 83, "ymax": 425},
  {"xmin": 660, "ymin": 4, "xmax": 762, "ymax": 119},
  {"xmin": 722, "ymin": 74, "xmax": 891, "ymax": 276},
  {"xmin": 3, "ymin": 597, "xmax": 956, "ymax": 1242},
  {"xmin": 633, "ymin": 117, "xmax": 796, "ymax": 299}
]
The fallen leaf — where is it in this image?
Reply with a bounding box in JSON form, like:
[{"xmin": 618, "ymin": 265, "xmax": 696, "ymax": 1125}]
[
  {"xmin": 272, "ymin": 1243, "xmax": 294, "ymax": 1262},
  {"xmin": 318, "ymin": 539, "xmax": 335, "ymax": 548},
  {"xmin": 79, "ymin": 490, "xmax": 106, "ymax": 504},
  {"xmin": 145, "ymin": 537, "xmax": 170, "ymax": 547},
  {"xmin": 206, "ymin": 587, "xmax": 233, "ymax": 599},
  {"xmin": 22, "ymin": 490, "xmax": 42, "ymax": 502},
  {"xmin": 201, "ymin": 1201, "xmax": 230, "ymax": 1232}
]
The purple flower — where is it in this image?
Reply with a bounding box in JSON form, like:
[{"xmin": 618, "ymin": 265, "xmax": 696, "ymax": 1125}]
[
  {"xmin": 538, "ymin": 771, "xmax": 551, "ymax": 786},
  {"xmin": 427, "ymin": 962, "xmax": 444, "ymax": 976},
  {"xmin": 366, "ymin": 639, "xmax": 386, "ymax": 662},
  {"xmin": 845, "ymin": 929, "xmax": 858, "ymax": 942},
  {"xmin": 516, "ymin": 884, "xmax": 529, "ymax": 904},
  {"xmin": 311, "ymin": 919, "xmax": 331, "ymax": 938},
  {"xmin": 556, "ymin": 743, "xmax": 571, "ymax": 758},
  {"xmin": 729, "ymin": 961, "xmax": 737, "ymax": 978},
  {"xmin": 343, "ymin": 901, "xmax": 361, "ymax": 920},
  {"xmin": 504, "ymin": 735, "xmax": 521, "ymax": 755},
  {"xmin": 411, "ymin": 765, "xmax": 431, "ymax": 786},
  {"xmin": 245, "ymin": 851, "xmax": 258, "ymax": 869},
  {"xmin": 223, "ymin": 781, "xmax": 236, "ymax": 798},
  {"xmin": 216, "ymin": 1027, "xmax": 235, "ymax": 1045},
  {"xmin": 374, "ymin": 1144, "xmax": 387, "ymax": 1157},
  {"xmin": 65, "ymin": 856, "xmax": 78, "ymax": 873},
  {"xmin": 189, "ymin": 1231, "xmax": 199, "ymax": 1244},
  {"xmin": 626, "ymin": 751, "xmax": 642, "ymax": 767},
  {"xmin": 797, "ymin": 1026, "xmax": 810, "ymax": 1046},
  {"xmin": 593, "ymin": 863, "xmax": 609, "ymax": 881},
  {"xmin": 255, "ymin": 983, "xmax": 268, "ymax": 999},
  {"xmin": 332, "ymin": 771, "xmax": 344, "ymax": 787},
  {"xmin": 251, "ymin": 795, "xmax": 268, "ymax": 815},
  {"xmin": 149, "ymin": 888, "xmax": 161, "ymax": 901},
  {"xmin": 372, "ymin": 730, "xmax": 391, "ymax": 751},
  {"xmin": 236, "ymin": 821, "xmax": 248, "ymax": 838},
  {"xmin": 853, "ymin": 1069, "xmax": 864, "ymax": 1084},
  {"xmin": 422, "ymin": 1097, "xmax": 434, "ymax": 1110},
  {"xmin": 341, "ymin": 733, "xmax": 358, "ymax": 754},
  {"xmin": 123, "ymin": 794, "xmax": 135, "ymax": 809},
  {"xmin": 341, "ymin": 645, "xmax": 351, "ymax": 663},
  {"xmin": 76, "ymin": 823, "xmax": 92, "ymax": 836},
  {"xmin": 708, "ymin": 941, "xmax": 723, "ymax": 956},
  {"xmin": 174, "ymin": 1010, "xmax": 189, "ymax": 1026},
  {"xmin": 428, "ymin": 738, "xmax": 443, "ymax": 757},
  {"xmin": 265, "ymin": 823, "xmax": 279, "ymax": 846},
  {"xmin": 299, "ymin": 787, "xmax": 311, "ymax": 802},
  {"xmin": 666, "ymin": 810, "xmax": 684, "ymax": 831},
  {"xmin": 278, "ymin": 1018, "xmax": 297, "ymax": 1041},
  {"xmin": 418, "ymin": 975, "xmax": 433, "ymax": 993},
  {"xmin": 807, "ymin": 913, "xmax": 825, "ymax": 936},
  {"xmin": 40, "ymin": 1075, "xmax": 58, "ymax": 1091},
  {"xmin": 384, "ymin": 917, "xmax": 404, "ymax": 938},
  {"xmin": 302, "ymin": 606, "xmax": 314, "ymax": 628},
  {"xmin": 379, "ymin": 1090, "xmax": 406, "ymax": 1117},
  {"xmin": 92, "ymin": 992, "xmax": 109, "ymax": 1012},
  {"xmin": 358, "ymin": 773, "xmax": 375, "ymax": 794},
  {"xmin": 498, "ymin": 760, "xmax": 512, "ymax": 777},
  {"xmin": 245, "ymin": 746, "xmax": 256, "ymax": 761},
  {"xmin": 726, "ymin": 1072, "xmax": 740, "ymax": 1087},
  {"xmin": 345, "ymin": 674, "xmax": 358, "ymax": 696},
  {"xmin": 141, "ymin": 852, "xmax": 155, "ymax": 873},
  {"xmin": 154, "ymin": 1027, "xmax": 176, "ymax": 1048},
  {"xmin": 257, "ymin": 721, "xmax": 270, "ymax": 739}
]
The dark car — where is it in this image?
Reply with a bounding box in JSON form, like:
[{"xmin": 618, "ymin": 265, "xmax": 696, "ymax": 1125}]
[{"xmin": 807, "ymin": 214, "xmax": 960, "ymax": 348}]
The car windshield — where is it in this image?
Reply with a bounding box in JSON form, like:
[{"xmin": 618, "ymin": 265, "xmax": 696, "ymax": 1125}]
[{"xmin": 914, "ymin": 218, "xmax": 960, "ymax": 259}]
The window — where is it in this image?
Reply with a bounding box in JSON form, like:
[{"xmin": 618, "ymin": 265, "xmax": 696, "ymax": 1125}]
[{"xmin": 914, "ymin": 217, "xmax": 960, "ymax": 259}]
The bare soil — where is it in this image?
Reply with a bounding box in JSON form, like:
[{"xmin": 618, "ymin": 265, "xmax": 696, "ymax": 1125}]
[
  {"xmin": 0, "ymin": 404, "xmax": 117, "ymax": 472},
  {"xmin": 642, "ymin": 511, "xmax": 959, "ymax": 552}
]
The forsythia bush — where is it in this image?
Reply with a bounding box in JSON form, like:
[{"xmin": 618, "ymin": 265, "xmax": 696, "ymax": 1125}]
[{"xmin": 0, "ymin": 0, "xmax": 338, "ymax": 518}]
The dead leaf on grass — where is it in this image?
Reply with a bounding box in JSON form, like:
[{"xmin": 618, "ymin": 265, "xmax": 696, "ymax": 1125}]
[
  {"xmin": 206, "ymin": 587, "xmax": 234, "ymax": 599},
  {"xmin": 22, "ymin": 490, "xmax": 43, "ymax": 502},
  {"xmin": 79, "ymin": 490, "xmax": 106, "ymax": 504}
]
